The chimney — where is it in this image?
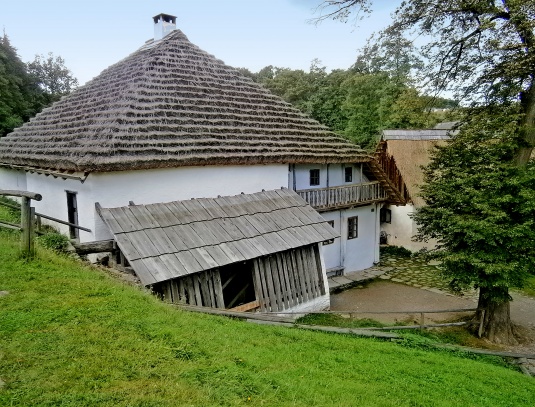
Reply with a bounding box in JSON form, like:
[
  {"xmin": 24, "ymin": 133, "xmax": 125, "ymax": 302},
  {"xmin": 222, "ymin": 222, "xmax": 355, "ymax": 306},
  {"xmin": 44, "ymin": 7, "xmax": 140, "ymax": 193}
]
[{"xmin": 153, "ymin": 13, "xmax": 177, "ymax": 41}]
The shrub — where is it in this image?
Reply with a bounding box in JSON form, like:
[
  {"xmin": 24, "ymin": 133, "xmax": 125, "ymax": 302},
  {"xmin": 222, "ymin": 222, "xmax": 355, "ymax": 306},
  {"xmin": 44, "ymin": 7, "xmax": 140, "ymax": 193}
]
[
  {"xmin": 380, "ymin": 245, "xmax": 412, "ymax": 257},
  {"xmin": 38, "ymin": 232, "xmax": 70, "ymax": 253}
]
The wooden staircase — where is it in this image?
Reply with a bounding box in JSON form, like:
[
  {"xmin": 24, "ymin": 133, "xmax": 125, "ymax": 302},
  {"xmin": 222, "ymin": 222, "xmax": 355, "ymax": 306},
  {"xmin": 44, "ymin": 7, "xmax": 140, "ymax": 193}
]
[{"xmin": 364, "ymin": 141, "xmax": 410, "ymax": 206}]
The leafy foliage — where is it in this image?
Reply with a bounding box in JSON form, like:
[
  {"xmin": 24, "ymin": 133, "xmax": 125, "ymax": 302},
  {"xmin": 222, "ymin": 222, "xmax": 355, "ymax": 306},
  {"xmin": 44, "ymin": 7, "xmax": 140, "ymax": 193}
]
[
  {"xmin": 244, "ymin": 61, "xmax": 452, "ymax": 149},
  {"xmin": 37, "ymin": 231, "xmax": 71, "ymax": 253},
  {"xmin": 27, "ymin": 52, "xmax": 78, "ymax": 104},
  {"xmin": 0, "ymin": 34, "xmax": 78, "ymax": 137},
  {"xmin": 0, "ymin": 34, "xmax": 42, "ymax": 137}
]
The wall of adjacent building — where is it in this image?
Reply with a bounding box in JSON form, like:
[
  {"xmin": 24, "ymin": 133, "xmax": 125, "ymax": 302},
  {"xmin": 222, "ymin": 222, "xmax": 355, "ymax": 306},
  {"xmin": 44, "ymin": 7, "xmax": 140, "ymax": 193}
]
[{"xmin": 380, "ymin": 204, "xmax": 437, "ymax": 252}]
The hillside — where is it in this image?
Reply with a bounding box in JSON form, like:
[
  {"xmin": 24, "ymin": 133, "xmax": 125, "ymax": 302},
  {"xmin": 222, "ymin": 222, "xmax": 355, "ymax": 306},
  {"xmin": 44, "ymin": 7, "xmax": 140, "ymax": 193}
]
[{"xmin": 0, "ymin": 232, "xmax": 534, "ymax": 406}]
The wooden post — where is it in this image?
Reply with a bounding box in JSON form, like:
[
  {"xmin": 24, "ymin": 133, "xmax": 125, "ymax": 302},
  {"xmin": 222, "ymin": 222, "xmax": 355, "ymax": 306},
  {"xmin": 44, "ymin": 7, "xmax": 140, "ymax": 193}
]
[
  {"xmin": 20, "ymin": 197, "xmax": 31, "ymax": 257},
  {"xmin": 420, "ymin": 312, "xmax": 425, "ymax": 330},
  {"xmin": 29, "ymin": 207, "xmax": 35, "ymax": 257}
]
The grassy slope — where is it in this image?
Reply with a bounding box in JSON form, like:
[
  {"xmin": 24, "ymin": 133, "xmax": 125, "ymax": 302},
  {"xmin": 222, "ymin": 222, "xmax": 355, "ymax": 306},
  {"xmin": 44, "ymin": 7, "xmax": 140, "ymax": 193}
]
[{"xmin": 0, "ymin": 233, "xmax": 534, "ymax": 406}]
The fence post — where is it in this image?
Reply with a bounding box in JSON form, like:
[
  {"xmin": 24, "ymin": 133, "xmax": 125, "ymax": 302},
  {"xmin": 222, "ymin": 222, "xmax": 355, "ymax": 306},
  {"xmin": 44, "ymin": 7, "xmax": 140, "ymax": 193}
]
[{"xmin": 20, "ymin": 196, "xmax": 32, "ymax": 257}]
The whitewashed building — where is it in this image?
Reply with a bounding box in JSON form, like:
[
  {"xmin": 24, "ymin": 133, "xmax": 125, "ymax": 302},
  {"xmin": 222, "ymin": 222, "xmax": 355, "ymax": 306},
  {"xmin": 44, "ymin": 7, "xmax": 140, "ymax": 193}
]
[
  {"xmin": 377, "ymin": 128, "xmax": 453, "ymax": 251},
  {"xmin": 0, "ymin": 14, "xmax": 398, "ymax": 311}
]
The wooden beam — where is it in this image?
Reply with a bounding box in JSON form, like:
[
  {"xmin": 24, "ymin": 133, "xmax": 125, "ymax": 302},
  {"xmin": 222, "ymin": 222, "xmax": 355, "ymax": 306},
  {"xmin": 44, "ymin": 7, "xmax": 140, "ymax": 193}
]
[
  {"xmin": 229, "ymin": 300, "xmax": 260, "ymax": 312},
  {"xmin": 0, "ymin": 190, "xmax": 42, "ymax": 201},
  {"xmin": 72, "ymin": 240, "xmax": 115, "ymax": 255}
]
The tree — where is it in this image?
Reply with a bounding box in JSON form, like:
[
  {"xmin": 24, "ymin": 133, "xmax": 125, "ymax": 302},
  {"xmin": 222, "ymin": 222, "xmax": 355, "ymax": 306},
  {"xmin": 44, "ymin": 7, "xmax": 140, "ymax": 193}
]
[
  {"xmin": 352, "ymin": 30, "xmax": 423, "ymax": 86},
  {"xmin": 316, "ymin": 0, "xmax": 535, "ymax": 343},
  {"xmin": 413, "ymin": 108, "xmax": 535, "ymax": 344},
  {"xmin": 0, "ymin": 34, "xmax": 41, "ymax": 136},
  {"xmin": 27, "ymin": 53, "xmax": 78, "ymax": 104}
]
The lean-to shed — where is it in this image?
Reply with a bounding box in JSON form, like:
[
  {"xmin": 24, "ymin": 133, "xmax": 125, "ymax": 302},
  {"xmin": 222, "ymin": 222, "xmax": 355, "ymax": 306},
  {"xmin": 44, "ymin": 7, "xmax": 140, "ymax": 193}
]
[{"xmin": 98, "ymin": 188, "xmax": 336, "ymax": 312}]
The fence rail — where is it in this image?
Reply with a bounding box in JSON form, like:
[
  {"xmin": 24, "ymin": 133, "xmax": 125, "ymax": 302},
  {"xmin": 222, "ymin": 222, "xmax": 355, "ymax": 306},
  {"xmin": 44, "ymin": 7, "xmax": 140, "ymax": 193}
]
[
  {"xmin": 0, "ymin": 190, "xmax": 91, "ymax": 257},
  {"xmin": 297, "ymin": 182, "xmax": 388, "ymax": 210}
]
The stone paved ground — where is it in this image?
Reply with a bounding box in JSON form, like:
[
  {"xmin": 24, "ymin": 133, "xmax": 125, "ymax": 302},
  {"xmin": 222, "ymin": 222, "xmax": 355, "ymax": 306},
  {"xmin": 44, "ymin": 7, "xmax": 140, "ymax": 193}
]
[
  {"xmin": 328, "ymin": 253, "xmax": 477, "ymax": 299},
  {"xmin": 377, "ymin": 254, "xmax": 478, "ymax": 299}
]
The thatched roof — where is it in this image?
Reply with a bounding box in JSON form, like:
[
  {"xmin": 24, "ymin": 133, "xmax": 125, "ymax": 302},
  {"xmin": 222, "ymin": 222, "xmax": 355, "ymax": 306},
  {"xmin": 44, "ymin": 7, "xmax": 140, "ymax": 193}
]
[
  {"xmin": 0, "ymin": 29, "xmax": 369, "ymax": 173},
  {"xmin": 382, "ymin": 130, "xmax": 451, "ymax": 207},
  {"xmin": 97, "ymin": 188, "xmax": 338, "ymax": 286}
]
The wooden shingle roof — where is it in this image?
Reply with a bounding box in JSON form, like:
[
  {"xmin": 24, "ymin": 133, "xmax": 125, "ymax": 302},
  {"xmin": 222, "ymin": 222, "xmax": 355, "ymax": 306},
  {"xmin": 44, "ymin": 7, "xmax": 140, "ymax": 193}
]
[
  {"xmin": 0, "ymin": 29, "xmax": 370, "ymax": 173},
  {"xmin": 97, "ymin": 188, "xmax": 338, "ymax": 286}
]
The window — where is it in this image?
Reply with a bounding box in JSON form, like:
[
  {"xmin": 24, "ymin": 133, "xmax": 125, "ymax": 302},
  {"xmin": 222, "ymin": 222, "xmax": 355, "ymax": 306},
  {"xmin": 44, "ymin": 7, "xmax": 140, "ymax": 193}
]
[
  {"xmin": 380, "ymin": 208, "xmax": 392, "ymax": 224},
  {"xmin": 344, "ymin": 166, "xmax": 353, "ymax": 182},
  {"xmin": 66, "ymin": 191, "xmax": 79, "ymax": 239},
  {"xmin": 347, "ymin": 216, "xmax": 358, "ymax": 239},
  {"xmin": 310, "ymin": 169, "xmax": 320, "ymax": 186},
  {"xmin": 323, "ymin": 220, "xmax": 335, "ymax": 245}
]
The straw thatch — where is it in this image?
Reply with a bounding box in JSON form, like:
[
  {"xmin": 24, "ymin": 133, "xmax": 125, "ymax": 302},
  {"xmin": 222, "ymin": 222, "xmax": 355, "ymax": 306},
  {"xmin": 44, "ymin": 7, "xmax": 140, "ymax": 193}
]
[
  {"xmin": 382, "ymin": 130, "xmax": 451, "ymax": 207},
  {"xmin": 0, "ymin": 30, "xmax": 369, "ymax": 173}
]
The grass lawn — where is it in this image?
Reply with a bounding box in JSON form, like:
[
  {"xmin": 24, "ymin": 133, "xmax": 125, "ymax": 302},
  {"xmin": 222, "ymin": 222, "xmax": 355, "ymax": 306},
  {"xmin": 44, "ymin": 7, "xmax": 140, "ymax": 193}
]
[{"xmin": 1, "ymin": 231, "xmax": 535, "ymax": 406}]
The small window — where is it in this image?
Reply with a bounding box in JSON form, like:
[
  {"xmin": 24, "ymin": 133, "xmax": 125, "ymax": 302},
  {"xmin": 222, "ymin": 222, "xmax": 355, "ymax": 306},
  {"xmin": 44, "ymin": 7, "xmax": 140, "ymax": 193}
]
[
  {"xmin": 323, "ymin": 220, "xmax": 335, "ymax": 245},
  {"xmin": 344, "ymin": 166, "xmax": 353, "ymax": 182},
  {"xmin": 66, "ymin": 191, "xmax": 79, "ymax": 240},
  {"xmin": 310, "ymin": 169, "xmax": 320, "ymax": 186},
  {"xmin": 380, "ymin": 208, "xmax": 392, "ymax": 224},
  {"xmin": 348, "ymin": 216, "xmax": 358, "ymax": 239}
]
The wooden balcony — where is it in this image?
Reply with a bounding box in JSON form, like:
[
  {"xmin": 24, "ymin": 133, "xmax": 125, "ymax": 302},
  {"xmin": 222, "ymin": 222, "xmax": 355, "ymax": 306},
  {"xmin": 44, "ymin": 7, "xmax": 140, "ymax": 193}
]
[{"xmin": 296, "ymin": 182, "xmax": 388, "ymax": 211}]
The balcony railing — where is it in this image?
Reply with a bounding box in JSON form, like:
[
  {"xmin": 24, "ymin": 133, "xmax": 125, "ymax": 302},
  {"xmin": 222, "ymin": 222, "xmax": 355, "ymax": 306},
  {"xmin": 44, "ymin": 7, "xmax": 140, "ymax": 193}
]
[{"xmin": 296, "ymin": 181, "xmax": 388, "ymax": 210}]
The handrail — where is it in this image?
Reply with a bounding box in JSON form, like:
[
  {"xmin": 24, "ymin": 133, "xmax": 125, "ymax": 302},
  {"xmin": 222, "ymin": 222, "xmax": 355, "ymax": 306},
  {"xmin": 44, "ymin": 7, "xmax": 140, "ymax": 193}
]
[
  {"xmin": 296, "ymin": 181, "xmax": 381, "ymax": 194},
  {"xmin": 0, "ymin": 198, "xmax": 91, "ymax": 232},
  {"xmin": 296, "ymin": 182, "xmax": 388, "ymax": 209},
  {"xmin": 0, "ymin": 189, "xmax": 42, "ymax": 201}
]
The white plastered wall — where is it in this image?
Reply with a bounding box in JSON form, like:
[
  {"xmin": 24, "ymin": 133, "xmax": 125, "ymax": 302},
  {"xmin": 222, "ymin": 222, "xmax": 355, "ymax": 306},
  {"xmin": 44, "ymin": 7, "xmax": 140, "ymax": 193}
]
[
  {"xmin": 339, "ymin": 204, "xmax": 380, "ymax": 273},
  {"xmin": 381, "ymin": 204, "xmax": 437, "ymax": 252},
  {"xmin": 25, "ymin": 164, "xmax": 288, "ymax": 243},
  {"xmin": 0, "ymin": 168, "xmax": 27, "ymax": 192}
]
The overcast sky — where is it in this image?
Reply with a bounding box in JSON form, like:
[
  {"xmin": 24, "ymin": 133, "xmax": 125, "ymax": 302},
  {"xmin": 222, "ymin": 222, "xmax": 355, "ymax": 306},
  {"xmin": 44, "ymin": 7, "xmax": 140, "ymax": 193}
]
[{"xmin": 2, "ymin": 0, "xmax": 395, "ymax": 85}]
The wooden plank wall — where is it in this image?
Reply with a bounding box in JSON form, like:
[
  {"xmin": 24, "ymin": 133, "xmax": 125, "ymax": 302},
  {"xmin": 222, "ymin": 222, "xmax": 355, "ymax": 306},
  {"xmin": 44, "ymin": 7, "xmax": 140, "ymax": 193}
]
[
  {"xmin": 160, "ymin": 268, "xmax": 225, "ymax": 309},
  {"xmin": 159, "ymin": 244, "xmax": 325, "ymax": 312},
  {"xmin": 253, "ymin": 244, "xmax": 326, "ymax": 312}
]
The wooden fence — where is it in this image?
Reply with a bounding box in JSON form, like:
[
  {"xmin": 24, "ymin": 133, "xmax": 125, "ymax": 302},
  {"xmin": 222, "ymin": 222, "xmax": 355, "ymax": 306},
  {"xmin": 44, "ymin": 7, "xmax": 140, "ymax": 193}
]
[{"xmin": 0, "ymin": 189, "xmax": 91, "ymax": 258}]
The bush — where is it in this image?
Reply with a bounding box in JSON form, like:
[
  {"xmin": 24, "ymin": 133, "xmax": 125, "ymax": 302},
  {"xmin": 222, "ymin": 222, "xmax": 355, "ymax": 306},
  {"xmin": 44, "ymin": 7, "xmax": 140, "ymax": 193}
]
[
  {"xmin": 380, "ymin": 245, "xmax": 412, "ymax": 257},
  {"xmin": 38, "ymin": 232, "xmax": 70, "ymax": 253}
]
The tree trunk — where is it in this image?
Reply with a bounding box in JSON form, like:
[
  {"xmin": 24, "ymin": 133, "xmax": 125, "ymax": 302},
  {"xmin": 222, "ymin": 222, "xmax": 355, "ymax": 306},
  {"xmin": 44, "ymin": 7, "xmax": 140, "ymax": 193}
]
[{"xmin": 475, "ymin": 287, "xmax": 518, "ymax": 345}]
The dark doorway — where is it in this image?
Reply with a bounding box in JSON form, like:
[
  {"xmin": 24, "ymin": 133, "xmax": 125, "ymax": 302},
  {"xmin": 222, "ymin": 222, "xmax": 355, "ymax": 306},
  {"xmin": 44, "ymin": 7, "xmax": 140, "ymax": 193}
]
[
  {"xmin": 66, "ymin": 191, "xmax": 79, "ymax": 239},
  {"xmin": 219, "ymin": 261, "xmax": 256, "ymax": 309}
]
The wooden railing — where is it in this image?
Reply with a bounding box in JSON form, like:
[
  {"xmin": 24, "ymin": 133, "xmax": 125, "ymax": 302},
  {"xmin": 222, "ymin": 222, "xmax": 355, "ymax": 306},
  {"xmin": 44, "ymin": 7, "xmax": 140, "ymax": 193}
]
[{"xmin": 296, "ymin": 182, "xmax": 388, "ymax": 210}]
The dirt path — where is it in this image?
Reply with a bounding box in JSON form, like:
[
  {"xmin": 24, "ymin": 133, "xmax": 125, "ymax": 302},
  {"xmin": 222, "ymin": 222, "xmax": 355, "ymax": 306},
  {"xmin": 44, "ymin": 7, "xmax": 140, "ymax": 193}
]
[{"xmin": 330, "ymin": 280, "xmax": 535, "ymax": 353}]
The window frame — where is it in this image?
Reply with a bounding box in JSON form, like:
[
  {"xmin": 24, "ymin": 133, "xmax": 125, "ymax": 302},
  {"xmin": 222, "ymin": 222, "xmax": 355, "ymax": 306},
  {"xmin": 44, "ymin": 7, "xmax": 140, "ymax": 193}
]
[
  {"xmin": 347, "ymin": 216, "xmax": 358, "ymax": 239},
  {"xmin": 309, "ymin": 169, "xmax": 320, "ymax": 186},
  {"xmin": 323, "ymin": 220, "xmax": 335, "ymax": 245},
  {"xmin": 344, "ymin": 166, "xmax": 353, "ymax": 183}
]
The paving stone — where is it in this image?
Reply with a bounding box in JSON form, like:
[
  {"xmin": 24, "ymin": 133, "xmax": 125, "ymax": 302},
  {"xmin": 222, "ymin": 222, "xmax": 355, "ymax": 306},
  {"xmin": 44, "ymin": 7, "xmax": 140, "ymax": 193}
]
[
  {"xmin": 0, "ymin": 378, "xmax": 5, "ymax": 389},
  {"xmin": 391, "ymin": 278, "xmax": 404, "ymax": 283},
  {"xmin": 0, "ymin": 291, "xmax": 8, "ymax": 297},
  {"xmin": 345, "ymin": 274, "xmax": 366, "ymax": 282},
  {"xmin": 331, "ymin": 276, "xmax": 353, "ymax": 285},
  {"xmin": 328, "ymin": 280, "xmax": 339, "ymax": 289},
  {"xmin": 379, "ymin": 275, "xmax": 391, "ymax": 280}
]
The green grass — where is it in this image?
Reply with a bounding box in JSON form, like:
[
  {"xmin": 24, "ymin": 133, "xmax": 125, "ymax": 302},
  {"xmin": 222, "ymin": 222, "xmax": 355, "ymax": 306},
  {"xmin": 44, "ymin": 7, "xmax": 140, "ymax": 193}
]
[
  {"xmin": 517, "ymin": 275, "xmax": 535, "ymax": 298},
  {"xmin": 1, "ymin": 233, "xmax": 535, "ymax": 406}
]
